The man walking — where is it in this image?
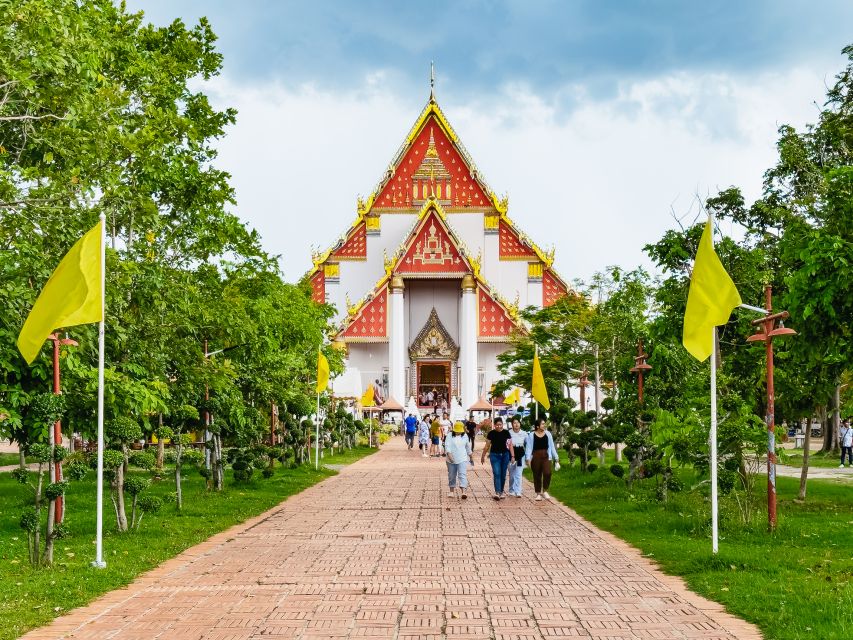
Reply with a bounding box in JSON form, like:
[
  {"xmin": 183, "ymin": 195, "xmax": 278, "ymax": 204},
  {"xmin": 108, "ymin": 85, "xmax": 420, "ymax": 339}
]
[
  {"xmin": 404, "ymin": 412, "xmax": 418, "ymax": 450},
  {"xmin": 840, "ymin": 419, "xmax": 852, "ymax": 468}
]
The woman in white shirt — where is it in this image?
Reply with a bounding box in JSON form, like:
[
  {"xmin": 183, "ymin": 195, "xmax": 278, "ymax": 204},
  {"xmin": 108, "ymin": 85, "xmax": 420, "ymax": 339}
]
[
  {"xmin": 507, "ymin": 418, "xmax": 527, "ymax": 497},
  {"xmin": 445, "ymin": 422, "xmax": 472, "ymax": 499}
]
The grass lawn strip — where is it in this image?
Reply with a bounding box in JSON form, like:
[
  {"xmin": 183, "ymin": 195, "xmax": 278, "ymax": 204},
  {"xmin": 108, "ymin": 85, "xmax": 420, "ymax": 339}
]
[
  {"xmin": 0, "ymin": 446, "xmax": 376, "ymax": 640},
  {"xmin": 543, "ymin": 450, "xmax": 853, "ymax": 640}
]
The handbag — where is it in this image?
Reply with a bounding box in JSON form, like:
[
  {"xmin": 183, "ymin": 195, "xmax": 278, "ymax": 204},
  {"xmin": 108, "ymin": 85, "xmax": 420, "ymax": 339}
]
[{"xmin": 513, "ymin": 445, "xmax": 525, "ymax": 466}]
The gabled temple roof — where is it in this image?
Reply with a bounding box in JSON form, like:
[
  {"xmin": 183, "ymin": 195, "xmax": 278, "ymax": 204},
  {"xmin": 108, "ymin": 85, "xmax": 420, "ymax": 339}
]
[
  {"xmin": 306, "ymin": 93, "xmax": 573, "ymax": 307},
  {"xmin": 334, "ymin": 198, "xmax": 527, "ymax": 341}
]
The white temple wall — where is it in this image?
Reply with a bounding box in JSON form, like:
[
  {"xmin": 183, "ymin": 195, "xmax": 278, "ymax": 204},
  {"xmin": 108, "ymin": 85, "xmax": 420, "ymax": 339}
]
[
  {"xmin": 328, "ymin": 214, "xmax": 417, "ymax": 323},
  {"xmin": 476, "ymin": 342, "xmax": 510, "ymax": 397},
  {"xmin": 404, "ymin": 279, "xmax": 460, "ymax": 346},
  {"xmin": 346, "ymin": 343, "xmax": 389, "ymax": 398},
  {"xmin": 446, "ymin": 213, "xmax": 485, "ymax": 258}
]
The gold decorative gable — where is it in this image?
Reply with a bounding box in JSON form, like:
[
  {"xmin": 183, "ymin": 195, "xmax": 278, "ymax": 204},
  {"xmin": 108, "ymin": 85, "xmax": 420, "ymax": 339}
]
[{"xmin": 409, "ymin": 308, "xmax": 460, "ymax": 361}]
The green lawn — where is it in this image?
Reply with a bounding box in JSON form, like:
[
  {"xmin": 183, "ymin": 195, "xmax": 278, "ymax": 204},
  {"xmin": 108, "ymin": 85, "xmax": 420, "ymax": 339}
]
[
  {"xmin": 0, "ymin": 446, "xmax": 375, "ymax": 640},
  {"xmin": 543, "ymin": 454, "xmax": 853, "ymax": 640},
  {"xmin": 781, "ymin": 448, "xmax": 848, "ymax": 469},
  {"xmin": 0, "ymin": 453, "xmax": 28, "ymax": 467}
]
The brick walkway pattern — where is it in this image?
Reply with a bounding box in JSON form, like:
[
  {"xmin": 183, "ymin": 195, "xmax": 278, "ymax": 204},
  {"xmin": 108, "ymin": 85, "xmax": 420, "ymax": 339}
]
[{"xmin": 22, "ymin": 438, "xmax": 761, "ymax": 640}]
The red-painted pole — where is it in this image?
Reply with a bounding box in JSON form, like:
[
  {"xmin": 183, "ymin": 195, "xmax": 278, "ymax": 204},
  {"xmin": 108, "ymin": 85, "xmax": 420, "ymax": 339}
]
[{"xmin": 747, "ymin": 284, "xmax": 796, "ymax": 532}]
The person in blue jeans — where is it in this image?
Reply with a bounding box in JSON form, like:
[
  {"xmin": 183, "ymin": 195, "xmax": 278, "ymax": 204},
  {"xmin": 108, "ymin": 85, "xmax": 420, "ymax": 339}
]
[
  {"xmin": 480, "ymin": 417, "xmax": 515, "ymax": 500},
  {"xmin": 404, "ymin": 413, "xmax": 418, "ymax": 449}
]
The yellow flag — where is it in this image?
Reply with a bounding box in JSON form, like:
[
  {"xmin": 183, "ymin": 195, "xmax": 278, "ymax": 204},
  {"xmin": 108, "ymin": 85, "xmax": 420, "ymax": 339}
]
[
  {"xmin": 17, "ymin": 220, "xmax": 103, "ymax": 364},
  {"xmin": 682, "ymin": 220, "xmax": 742, "ymax": 361},
  {"xmin": 360, "ymin": 384, "xmax": 375, "ymax": 407},
  {"xmin": 505, "ymin": 387, "xmax": 520, "ymax": 404},
  {"xmin": 531, "ymin": 350, "xmax": 550, "ymax": 410},
  {"xmin": 316, "ymin": 349, "xmax": 330, "ymax": 393}
]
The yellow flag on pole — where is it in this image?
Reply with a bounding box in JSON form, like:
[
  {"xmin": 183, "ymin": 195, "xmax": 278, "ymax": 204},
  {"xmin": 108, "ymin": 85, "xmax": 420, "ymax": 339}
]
[
  {"xmin": 504, "ymin": 387, "xmax": 521, "ymax": 405},
  {"xmin": 360, "ymin": 384, "xmax": 375, "ymax": 407},
  {"xmin": 316, "ymin": 349, "xmax": 330, "ymax": 393},
  {"xmin": 17, "ymin": 220, "xmax": 104, "ymax": 364},
  {"xmin": 682, "ymin": 219, "xmax": 742, "ymax": 361},
  {"xmin": 531, "ymin": 348, "xmax": 550, "ymax": 410}
]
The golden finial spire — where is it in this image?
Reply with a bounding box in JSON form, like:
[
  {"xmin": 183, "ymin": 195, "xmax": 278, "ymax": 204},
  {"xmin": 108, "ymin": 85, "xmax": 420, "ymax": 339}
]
[{"xmin": 430, "ymin": 61, "xmax": 435, "ymax": 100}]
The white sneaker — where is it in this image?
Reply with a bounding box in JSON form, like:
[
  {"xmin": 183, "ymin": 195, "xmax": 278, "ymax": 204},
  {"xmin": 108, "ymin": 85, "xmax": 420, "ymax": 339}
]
[
  {"xmin": 535, "ymin": 494, "xmax": 543, "ymax": 501},
  {"xmin": 448, "ymin": 492, "xmax": 456, "ymax": 498},
  {"xmin": 513, "ymin": 493, "xmax": 522, "ymax": 498},
  {"xmin": 543, "ymin": 492, "xmax": 551, "ymax": 499},
  {"xmin": 841, "ymin": 464, "xmax": 846, "ymax": 468}
]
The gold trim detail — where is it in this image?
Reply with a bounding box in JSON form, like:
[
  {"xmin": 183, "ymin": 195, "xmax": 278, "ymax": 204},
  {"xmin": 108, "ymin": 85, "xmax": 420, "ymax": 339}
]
[
  {"xmin": 484, "ymin": 214, "xmax": 499, "ymax": 230},
  {"xmin": 527, "ymin": 262, "xmax": 543, "ymax": 279},
  {"xmin": 324, "ymin": 263, "xmax": 340, "ymax": 278}
]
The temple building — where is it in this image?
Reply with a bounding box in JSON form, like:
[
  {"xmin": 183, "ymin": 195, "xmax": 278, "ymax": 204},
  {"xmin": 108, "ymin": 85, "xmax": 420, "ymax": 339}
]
[{"xmin": 307, "ymin": 89, "xmax": 570, "ymax": 413}]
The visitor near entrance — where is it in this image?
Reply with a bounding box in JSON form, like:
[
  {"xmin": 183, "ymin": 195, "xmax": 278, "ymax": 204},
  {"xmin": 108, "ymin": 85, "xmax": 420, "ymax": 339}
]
[
  {"xmin": 439, "ymin": 412, "xmax": 452, "ymax": 454},
  {"xmin": 525, "ymin": 418, "xmax": 560, "ymax": 501},
  {"xmin": 418, "ymin": 414, "xmax": 431, "ymax": 457},
  {"xmin": 445, "ymin": 422, "xmax": 472, "ymax": 499},
  {"xmin": 508, "ymin": 418, "xmax": 527, "ymax": 497},
  {"xmin": 404, "ymin": 413, "xmax": 418, "ymax": 449},
  {"xmin": 429, "ymin": 414, "xmax": 442, "ymax": 457},
  {"xmin": 481, "ymin": 417, "xmax": 514, "ymax": 499},
  {"xmin": 840, "ymin": 419, "xmax": 852, "ymax": 467},
  {"xmin": 465, "ymin": 412, "xmax": 478, "ymax": 452}
]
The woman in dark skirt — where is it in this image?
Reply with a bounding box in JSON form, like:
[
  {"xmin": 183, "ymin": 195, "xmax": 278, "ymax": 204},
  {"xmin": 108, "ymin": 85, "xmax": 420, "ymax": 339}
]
[{"xmin": 524, "ymin": 417, "xmax": 560, "ymax": 501}]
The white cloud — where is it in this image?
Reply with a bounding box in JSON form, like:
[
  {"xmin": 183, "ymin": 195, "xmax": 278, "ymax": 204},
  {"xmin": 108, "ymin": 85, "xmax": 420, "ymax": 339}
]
[{"xmin": 200, "ymin": 65, "xmax": 828, "ymax": 286}]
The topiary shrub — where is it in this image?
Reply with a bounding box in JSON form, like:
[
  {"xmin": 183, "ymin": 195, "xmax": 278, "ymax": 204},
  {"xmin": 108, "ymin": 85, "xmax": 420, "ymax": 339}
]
[
  {"xmin": 586, "ymin": 463, "xmax": 598, "ymax": 473},
  {"xmin": 666, "ymin": 475, "xmax": 683, "ymax": 492},
  {"xmin": 609, "ymin": 464, "xmax": 625, "ymax": 478},
  {"xmin": 65, "ymin": 462, "xmax": 88, "ymax": 481},
  {"xmin": 129, "ymin": 451, "xmax": 156, "ymax": 471},
  {"xmin": 135, "ymin": 495, "xmax": 163, "ymax": 529},
  {"xmin": 718, "ymin": 470, "xmax": 736, "ymax": 495},
  {"xmin": 262, "ymin": 467, "xmax": 274, "ymax": 479}
]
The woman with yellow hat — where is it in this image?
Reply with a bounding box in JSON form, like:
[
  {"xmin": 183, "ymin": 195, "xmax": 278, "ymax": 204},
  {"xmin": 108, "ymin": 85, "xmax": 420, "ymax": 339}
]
[{"xmin": 445, "ymin": 422, "xmax": 473, "ymax": 499}]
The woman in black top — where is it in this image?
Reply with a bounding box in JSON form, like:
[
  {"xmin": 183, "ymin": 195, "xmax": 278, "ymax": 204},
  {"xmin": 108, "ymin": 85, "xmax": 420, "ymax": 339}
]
[{"xmin": 480, "ymin": 417, "xmax": 514, "ymax": 499}]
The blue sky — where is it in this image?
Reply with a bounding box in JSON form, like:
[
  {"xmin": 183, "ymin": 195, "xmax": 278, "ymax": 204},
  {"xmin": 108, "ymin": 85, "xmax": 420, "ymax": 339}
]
[
  {"xmin": 127, "ymin": 1, "xmax": 852, "ymax": 287},
  {"xmin": 131, "ymin": 1, "xmax": 851, "ymax": 97}
]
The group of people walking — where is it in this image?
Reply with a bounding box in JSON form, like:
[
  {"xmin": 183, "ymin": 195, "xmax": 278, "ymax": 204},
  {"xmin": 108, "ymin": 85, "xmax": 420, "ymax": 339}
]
[
  {"xmin": 479, "ymin": 417, "xmax": 560, "ymax": 501},
  {"xmin": 405, "ymin": 411, "xmax": 560, "ymax": 502}
]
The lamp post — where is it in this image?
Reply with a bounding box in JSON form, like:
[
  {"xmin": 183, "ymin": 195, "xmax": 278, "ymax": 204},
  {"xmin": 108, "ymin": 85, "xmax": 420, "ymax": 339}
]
[
  {"xmin": 746, "ymin": 285, "xmax": 796, "ymax": 532},
  {"xmin": 48, "ymin": 332, "xmax": 78, "ymax": 524},
  {"xmin": 629, "ymin": 339, "xmax": 652, "ymax": 405}
]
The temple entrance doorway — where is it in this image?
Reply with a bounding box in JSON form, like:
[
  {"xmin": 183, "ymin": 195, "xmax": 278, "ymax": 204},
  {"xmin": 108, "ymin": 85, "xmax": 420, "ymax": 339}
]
[{"xmin": 416, "ymin": 361, "xmax": 451, "ymax": 410}]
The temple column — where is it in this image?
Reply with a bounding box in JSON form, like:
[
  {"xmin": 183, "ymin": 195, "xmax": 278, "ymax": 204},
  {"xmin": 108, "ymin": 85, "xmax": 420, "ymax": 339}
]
[
  {"xmin": 388, "ymin": 275, "xmax": 406, "ymax": 403},
  {"xmin": 459, "ymin": 274, "xmax": 478, "ymax": 411}
]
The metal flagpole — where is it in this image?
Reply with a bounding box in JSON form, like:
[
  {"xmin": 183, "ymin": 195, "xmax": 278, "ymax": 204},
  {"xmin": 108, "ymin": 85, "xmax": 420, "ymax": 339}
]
[
  {"xmin": 710, "ymin": 326, "xmax": 719, "ymax": 554},
  {"xmin": 92, "ymin": 212, "xmax": 106, "ymax": 569},
  {"xmin": 315, "ymin": 392, "xmax": 321, "ymax": 470}
]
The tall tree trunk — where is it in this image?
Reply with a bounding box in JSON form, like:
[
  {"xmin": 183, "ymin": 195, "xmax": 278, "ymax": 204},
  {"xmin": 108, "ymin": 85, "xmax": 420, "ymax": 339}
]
[
  {"xmin": 156, "ymin": 413, "xmax": 165, "ymax": 471},
  {"xmin": 798, "ymin": 415, "xmax": 812, "ymax": 501},
  {"xmin": 43, "ymin": 499, "xmax": 55, "ymax": 565},
  {"xmin": 212, "ymin": 434, "xmax": 223, "ymax": 491},
  {"xmin": 114, "ymin": 463, "xmax": 128, "ymax": 532},
  {"xmin": 832, "ymin": 384, "xmax": 841, "ymax": 453},
  {"xmin": 819, "ymin": 406, "xmax": 832, "ymax": 453},
  {"xmin": 175, "ymin": 442, "xmax": 183, "ymax": 511},
  {"xmin": 18, "ymin": 448, "xmax": 26, "ymax": 470}
]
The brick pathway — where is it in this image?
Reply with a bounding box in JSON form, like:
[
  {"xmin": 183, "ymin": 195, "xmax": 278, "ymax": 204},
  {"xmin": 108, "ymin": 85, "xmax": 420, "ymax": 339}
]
[{"xmin": 22, "ymin": 437, "xmax": 761, "ymax": 639}]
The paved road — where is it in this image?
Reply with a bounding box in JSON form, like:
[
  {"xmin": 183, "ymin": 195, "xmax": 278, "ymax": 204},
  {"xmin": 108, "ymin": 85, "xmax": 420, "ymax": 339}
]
[{"xmin": 22, "ymin": 438, "xmax": 760, "ymax": 639}]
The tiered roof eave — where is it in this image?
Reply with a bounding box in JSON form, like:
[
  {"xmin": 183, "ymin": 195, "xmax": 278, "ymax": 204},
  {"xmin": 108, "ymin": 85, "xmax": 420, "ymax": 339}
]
[{"xmin": 306, "ymin": 93, "xmax": 572, "ymax": 302}]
